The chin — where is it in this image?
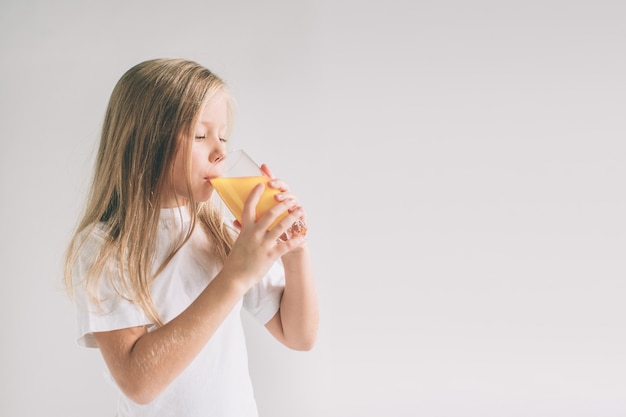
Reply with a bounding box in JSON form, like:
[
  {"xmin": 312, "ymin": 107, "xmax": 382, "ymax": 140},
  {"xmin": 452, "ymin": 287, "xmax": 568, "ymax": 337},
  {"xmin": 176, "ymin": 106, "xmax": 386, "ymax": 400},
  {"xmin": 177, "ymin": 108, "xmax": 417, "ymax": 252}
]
[{"xmin": 194, "ymin": 189, "xmax": 214, "ymax": 203}]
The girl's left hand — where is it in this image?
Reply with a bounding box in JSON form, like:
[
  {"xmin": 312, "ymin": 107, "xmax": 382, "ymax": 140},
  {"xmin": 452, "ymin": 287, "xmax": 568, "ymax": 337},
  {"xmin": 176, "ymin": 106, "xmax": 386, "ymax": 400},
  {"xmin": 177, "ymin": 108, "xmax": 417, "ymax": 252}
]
[{"xmin": 260, "ymin": 163, "xmax": 307, "ymax": 224}]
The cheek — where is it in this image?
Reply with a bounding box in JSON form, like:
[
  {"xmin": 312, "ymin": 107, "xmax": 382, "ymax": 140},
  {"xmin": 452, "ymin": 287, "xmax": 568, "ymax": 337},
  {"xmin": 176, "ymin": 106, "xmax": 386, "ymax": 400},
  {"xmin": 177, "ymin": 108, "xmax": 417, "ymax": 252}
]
[
  {"xmin": 169, "ymin": 146, "xmax": 192, "ymax": 195},
  {"xmin": 189, "ymin": 144, "xmax": 209, "ymax": 173},
  {"xmin": 171, "ymin": 153, "xmax": 186, "ymax": 184}
]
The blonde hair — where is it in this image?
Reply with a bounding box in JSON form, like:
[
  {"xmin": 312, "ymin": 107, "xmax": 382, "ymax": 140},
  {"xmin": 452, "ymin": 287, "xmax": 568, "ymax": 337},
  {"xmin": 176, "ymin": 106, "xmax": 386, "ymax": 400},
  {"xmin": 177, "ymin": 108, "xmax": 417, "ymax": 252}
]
[{"xmin": 65, "ymin": 58, "xmax": 235, "ymax": 326}]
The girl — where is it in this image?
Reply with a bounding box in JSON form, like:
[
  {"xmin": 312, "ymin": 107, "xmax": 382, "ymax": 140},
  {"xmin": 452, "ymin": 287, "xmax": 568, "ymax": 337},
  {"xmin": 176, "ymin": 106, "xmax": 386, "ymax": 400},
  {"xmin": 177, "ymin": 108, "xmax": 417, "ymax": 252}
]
[{"xmin": 64, "ymin": 58, "xmax": 318, "ymax": 417}]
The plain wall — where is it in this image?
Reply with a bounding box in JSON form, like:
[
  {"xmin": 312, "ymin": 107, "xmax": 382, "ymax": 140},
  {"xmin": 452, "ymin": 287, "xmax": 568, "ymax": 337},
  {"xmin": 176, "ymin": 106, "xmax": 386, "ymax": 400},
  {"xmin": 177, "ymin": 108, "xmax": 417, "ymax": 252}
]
[{"xmin": 1, "ymin": 1, "xmax": 624, "ymax": 416}]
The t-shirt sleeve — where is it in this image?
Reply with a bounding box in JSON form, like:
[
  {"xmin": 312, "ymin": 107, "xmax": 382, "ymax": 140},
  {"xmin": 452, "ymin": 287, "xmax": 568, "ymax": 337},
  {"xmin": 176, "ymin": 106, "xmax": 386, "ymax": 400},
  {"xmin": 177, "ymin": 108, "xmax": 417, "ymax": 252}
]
[
  {"xmin": 71, "ymin": 228, "xmax": 153, "ymax": 348},
  {"xmin": 242, "ymin": 260, "xmax": 286, "ymax": 324}
]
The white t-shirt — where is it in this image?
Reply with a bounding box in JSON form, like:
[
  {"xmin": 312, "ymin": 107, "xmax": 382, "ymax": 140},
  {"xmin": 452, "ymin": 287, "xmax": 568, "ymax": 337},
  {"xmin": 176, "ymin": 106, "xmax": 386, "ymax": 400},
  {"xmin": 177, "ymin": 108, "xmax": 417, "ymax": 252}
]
[{"xmin": 72, "ymin": 207, "xmax": 285, "ymax": 417}]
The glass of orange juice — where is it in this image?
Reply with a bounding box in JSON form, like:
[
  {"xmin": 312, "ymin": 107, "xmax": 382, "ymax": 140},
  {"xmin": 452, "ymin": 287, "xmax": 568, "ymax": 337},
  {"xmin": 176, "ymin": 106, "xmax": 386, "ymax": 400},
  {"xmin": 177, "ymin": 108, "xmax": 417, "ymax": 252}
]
[{"xmin": 211, "ymin": 149, "xmax": 307, "ymax": 242}]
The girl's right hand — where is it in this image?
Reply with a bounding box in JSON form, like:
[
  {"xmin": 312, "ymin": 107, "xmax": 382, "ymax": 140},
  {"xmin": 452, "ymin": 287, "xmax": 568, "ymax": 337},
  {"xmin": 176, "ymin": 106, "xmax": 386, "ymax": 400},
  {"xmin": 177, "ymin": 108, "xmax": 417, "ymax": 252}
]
[{"xmin": 222, "ymin": 182, "xmax": 306, "ymax": 288}]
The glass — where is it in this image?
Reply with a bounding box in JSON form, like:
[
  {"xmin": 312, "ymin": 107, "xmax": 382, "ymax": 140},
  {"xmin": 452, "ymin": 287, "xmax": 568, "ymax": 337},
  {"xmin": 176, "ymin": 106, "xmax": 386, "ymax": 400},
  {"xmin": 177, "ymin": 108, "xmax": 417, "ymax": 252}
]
[{"xmin": 211, "ymin": 149, "xmax": 307, "ymax": 242}]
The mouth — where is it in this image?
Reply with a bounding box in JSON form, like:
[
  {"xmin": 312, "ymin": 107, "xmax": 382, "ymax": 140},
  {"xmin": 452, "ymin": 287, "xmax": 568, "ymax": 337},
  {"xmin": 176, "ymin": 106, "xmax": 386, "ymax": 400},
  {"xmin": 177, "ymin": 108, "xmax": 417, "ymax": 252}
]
[{"xmin": 205, "ymin": 175, "xmax": 219, "ymax": 185}]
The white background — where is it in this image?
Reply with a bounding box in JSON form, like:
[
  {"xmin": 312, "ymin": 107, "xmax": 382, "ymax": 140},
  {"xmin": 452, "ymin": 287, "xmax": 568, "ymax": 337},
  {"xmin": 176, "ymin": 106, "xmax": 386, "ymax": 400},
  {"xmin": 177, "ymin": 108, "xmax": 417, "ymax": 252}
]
[{"xmin": 1, "ymin": 1, "xmax": 624, "ymax": 416}]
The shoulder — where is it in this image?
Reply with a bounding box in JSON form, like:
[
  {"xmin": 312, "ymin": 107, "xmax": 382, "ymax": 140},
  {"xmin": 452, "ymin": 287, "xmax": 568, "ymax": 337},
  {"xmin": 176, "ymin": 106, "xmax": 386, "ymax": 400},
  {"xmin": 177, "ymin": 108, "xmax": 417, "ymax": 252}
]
[
  {"xmin": 74, "ymin": 223, "xmax": 110, "ymax": 258},
  {"xmin": 69, "ymin": 222, "xmax": 119, "ymax": 281}
]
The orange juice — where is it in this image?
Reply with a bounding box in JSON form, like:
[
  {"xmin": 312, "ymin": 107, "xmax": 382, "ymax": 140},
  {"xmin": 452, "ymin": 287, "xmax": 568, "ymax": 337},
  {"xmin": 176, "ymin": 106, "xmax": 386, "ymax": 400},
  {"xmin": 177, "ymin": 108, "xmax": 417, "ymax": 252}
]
[{"xmin": 211, "ymin": 175, "xmax": 289, "ymax": 229}]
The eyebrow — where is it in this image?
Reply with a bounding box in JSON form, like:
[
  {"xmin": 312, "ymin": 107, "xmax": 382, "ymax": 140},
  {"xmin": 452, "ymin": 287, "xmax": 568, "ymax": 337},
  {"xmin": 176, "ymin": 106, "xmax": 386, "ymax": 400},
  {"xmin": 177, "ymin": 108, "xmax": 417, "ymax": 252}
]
[
  {"xmin": 198, "ymin": 120, "xmax": 226, "ymax": 128},
  {"xmin": 196, "ymin": 121, "xmax": 227, "ymax": 136}
]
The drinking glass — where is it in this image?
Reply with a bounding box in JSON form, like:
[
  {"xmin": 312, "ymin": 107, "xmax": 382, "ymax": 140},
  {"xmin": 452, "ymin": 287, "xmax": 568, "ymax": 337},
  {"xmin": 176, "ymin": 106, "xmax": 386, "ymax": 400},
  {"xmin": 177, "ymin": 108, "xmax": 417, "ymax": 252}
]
[{"xmin": 211, "ymin": 149, "xmax": 307, "ymax": 242}]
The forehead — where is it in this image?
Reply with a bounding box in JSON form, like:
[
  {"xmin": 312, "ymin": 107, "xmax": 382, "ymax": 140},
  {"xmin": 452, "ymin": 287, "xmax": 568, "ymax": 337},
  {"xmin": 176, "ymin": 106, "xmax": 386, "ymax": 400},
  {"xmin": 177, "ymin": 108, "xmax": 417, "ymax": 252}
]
[{"xmin": 198, "ymin": 92, "xmax": 229, "ymax": 124}]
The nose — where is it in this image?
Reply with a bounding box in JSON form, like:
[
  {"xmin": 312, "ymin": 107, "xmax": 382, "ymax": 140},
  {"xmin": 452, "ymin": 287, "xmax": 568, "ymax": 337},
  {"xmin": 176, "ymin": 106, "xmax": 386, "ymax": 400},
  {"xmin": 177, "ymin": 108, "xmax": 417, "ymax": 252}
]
[{"xmin": 209, "ymin": 148, "xmax": 226, "ymax": 164}]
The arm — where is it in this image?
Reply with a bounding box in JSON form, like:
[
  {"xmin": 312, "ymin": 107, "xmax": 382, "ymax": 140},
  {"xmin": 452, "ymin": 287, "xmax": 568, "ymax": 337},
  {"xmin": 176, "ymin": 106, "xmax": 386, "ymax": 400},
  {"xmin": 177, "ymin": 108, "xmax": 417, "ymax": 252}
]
[
  {"xmin": 93, "ymin": 184, "xmax": 306, "ymax": 405},
  {"xmin": 265, "ymin": 243, "xmax": 319, "ymax": 351},
  {"xmin": 94, "ymin": 271, "xmax": 248, "ymax": 405},
  {"xmin": 257, "ymin": 163, "xmax": 318, "ymax": 350}
]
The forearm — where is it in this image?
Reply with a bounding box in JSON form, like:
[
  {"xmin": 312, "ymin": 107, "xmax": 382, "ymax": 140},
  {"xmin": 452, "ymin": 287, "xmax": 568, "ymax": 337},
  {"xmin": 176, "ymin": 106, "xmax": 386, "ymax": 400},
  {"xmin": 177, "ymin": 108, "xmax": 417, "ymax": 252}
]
[
  {"xmin": 277, "ymin": 244, "xmax": 319, "ymax": 350},
  {"xmin": 96, "ymin": 272, "xmax": 249, "ymax": 404}
]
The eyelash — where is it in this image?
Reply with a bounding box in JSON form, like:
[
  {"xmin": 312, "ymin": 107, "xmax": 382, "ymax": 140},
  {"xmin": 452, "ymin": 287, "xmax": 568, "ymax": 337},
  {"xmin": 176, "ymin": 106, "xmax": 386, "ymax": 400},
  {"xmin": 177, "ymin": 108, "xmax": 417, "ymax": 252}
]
[{"xmin": 194, "ymin": 135, "xmax": 227, "ymax": 143}]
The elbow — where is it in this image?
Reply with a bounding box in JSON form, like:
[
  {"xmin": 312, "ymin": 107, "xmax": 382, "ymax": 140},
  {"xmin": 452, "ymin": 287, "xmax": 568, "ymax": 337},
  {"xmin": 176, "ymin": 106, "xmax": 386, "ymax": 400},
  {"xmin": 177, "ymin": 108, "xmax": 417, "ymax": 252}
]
[
  {"xmin": 292, "ymin": 340, "xmax": 316, "ymax": 351},
  {"xmin": 128, "ymin": 391, "xmax": 158, "ymax": 407},
  {"xmin": 287, "ymin": 332, "xmax": 318, "ymax": 351},
  {"xmin": 115, "ymin": 376, "xmax": 163, "ymax": 406},
  {"xmin": 292, "ymin": 321, "xmax": 319, "ymax": 351}
]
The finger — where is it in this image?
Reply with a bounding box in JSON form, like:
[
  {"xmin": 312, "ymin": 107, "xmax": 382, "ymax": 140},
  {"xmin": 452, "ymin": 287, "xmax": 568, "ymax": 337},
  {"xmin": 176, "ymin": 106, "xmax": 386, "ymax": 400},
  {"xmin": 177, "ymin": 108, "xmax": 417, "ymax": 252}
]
[
  {"xmin": 241, "ymin": 182, "xmax": 265, "ymax": 224},
  {"xmin": 275, "ymin": 234, "xmax": 308, "ymax": 254},
  {"xmin": 288, "ymin": 203, "xmax": 306, "ymax": 220},
  {"xmin": 267, "ymin": 178, "xmax": 289, "ymax": 192},
  {"xmin": 266, "ymin": 206, "xmax": 306, "ymax": 242},
  {"xmin": 260, "ymin": 163, "xmax": 274, "ymax": 179},
  {"xmin": 274, "ymin": 191, "xmax": 297, "ymax": 205},
  {"xmin": 254, "ymin": 198, "xmax": 294, "ymax": 232}
]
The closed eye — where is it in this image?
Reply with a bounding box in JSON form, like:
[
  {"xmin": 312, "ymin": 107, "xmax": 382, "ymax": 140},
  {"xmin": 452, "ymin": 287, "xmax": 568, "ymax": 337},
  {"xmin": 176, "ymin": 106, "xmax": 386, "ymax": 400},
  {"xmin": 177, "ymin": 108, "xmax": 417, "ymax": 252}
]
[{"xmin": 195, "ymin": 135, "xmax": 206, "ymax": 140}]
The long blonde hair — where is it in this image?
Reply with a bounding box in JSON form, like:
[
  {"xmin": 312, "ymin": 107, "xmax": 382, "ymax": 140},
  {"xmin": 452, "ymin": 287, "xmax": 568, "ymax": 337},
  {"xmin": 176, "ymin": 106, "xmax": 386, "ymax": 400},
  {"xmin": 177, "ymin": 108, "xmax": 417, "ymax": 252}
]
[{"xmin": 65, "ymin": 58, "xmax": 235, "ymax": 326}]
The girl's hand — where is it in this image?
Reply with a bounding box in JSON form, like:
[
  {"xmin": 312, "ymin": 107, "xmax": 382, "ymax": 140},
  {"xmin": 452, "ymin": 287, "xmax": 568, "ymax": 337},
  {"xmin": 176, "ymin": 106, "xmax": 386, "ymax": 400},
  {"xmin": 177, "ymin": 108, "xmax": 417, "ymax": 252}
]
[
  {"xmin": 260, "ymin": 163, "xmax": 308, "ymax": 227},
  {"xmin": 225, "ymin": 179, "xmax": 306, "ymax": 289}
]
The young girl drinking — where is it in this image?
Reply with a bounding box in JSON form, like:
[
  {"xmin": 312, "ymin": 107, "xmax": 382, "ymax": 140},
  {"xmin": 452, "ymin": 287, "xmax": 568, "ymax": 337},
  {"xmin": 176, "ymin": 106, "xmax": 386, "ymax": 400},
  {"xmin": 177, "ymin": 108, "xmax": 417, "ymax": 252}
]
[{"xmin": 64, "ymin": 58, "xmax": 318, "ymax": 416}]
